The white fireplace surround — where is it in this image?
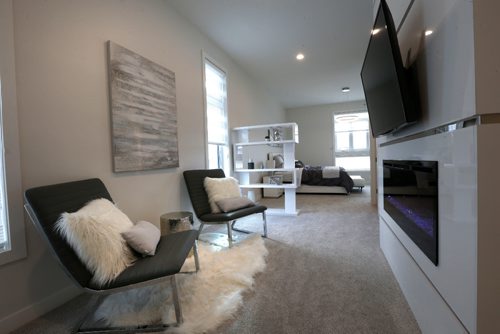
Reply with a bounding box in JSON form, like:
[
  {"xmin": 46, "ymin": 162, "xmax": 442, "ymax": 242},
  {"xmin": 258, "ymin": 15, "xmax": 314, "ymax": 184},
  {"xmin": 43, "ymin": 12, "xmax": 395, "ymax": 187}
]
[
  {"xmin": 377, "ymin": 1, "xmax": 500, "ymax": 332},
  {"xmin": 379, "ymin": 125, "xmax": 477, "ymax": 332}
]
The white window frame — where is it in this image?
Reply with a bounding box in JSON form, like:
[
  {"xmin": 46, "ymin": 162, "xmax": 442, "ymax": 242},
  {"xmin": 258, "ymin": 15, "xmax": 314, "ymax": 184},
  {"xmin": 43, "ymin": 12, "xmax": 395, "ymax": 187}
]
[
  {"xmin": 333, "ymin": 110, "xmax": 371, "ymax": 170},
  {"xmin": 0, "ymin": 80, "xmax": 9, "ymax": 253},
  {"xmin": 0, "ymin": 79, "xmax": 27, "ymax": 266},
  {"xmin": 202, "ymin": 52, "xmax": 231, "ymax": 175},
  {"xmin": 0, "ymin": 0, "xmax": 28, "ymax": 265}
]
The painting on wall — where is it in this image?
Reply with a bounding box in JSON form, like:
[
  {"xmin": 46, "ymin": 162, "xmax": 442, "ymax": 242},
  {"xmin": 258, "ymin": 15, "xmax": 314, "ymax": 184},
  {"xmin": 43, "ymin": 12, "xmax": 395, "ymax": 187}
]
[{"xmin": 108, "ymin": 41, "xmax": 179, "ymax": 172}]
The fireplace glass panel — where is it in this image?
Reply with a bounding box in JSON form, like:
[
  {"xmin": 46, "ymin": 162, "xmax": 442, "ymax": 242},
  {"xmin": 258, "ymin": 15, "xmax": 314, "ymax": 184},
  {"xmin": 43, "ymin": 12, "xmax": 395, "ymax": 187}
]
[{"xmin": 383, "ymin": 160, "xmax": 438, "ymax": 265}]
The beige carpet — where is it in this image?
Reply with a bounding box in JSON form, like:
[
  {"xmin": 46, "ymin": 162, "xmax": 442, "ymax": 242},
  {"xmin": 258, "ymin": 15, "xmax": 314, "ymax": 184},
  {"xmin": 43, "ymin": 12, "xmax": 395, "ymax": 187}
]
[
  {"xmin": 11, "ymin": 188, "xmax": 421, "ymax": 334},
  {"xmin": 207, "ymin": 189, "xmax": 420, "ymax": 334}
]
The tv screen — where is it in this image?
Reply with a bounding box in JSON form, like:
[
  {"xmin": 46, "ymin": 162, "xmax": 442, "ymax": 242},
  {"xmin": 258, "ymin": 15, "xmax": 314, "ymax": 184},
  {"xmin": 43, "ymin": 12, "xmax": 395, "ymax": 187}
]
[{"xmin": 360, "ymin": 0, "xmax": 418, "ymax": 137}]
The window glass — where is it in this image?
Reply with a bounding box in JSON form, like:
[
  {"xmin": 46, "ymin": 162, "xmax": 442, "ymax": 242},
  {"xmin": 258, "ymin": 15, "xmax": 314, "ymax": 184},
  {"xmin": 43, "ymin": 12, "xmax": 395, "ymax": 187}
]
[
  {"xmin": 204, "ymin": 58, "xmax": 230, "ymax": 175},
  {"xmin": 334, "ymin": 111, "xmax": 370, "ymax": 170},
  {"xmin": 352, "ymin": 130, "xmax": 368, "ymax": 150},
  {"xmin": 335, "ymin": 132, "xmax": 350, "ymax": 151}
]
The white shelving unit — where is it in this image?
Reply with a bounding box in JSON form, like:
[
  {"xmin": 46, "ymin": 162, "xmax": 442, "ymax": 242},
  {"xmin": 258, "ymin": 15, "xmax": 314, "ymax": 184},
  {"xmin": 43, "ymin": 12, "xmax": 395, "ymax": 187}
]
[{"xmin": 232, "ymin": 122, "xmax": 299, "ymax": 216}]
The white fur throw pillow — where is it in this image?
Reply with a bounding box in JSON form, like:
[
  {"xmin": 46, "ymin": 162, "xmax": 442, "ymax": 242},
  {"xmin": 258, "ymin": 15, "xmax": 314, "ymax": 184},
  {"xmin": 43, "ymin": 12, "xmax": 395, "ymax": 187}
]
[
  {"xmin": 55, "ymin": 198, "xmax": 136, "ymax": 286},
  {"xmin": 204, "ymin": 177, "xmax": 241, "ymax": 213}
]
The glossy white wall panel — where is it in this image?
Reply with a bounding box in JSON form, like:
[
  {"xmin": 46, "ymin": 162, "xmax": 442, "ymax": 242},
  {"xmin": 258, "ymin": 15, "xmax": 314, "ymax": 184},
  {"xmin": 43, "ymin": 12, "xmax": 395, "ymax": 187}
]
[
  {"xmin": 377, "ymin": 0, "xmax": 475, "ymax": 142},
  {"xmin": 378, "ymin": 126, "xmax": 477, "ymax": 332},
  {"xmin": 380, "ymin": 219, "xmax": 468, "ymax": 334}
]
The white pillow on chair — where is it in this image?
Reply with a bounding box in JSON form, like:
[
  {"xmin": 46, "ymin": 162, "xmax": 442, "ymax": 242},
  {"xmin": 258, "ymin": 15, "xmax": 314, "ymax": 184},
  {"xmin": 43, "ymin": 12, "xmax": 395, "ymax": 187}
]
[
  {"xmin": 121, "ymin": 220, "xmax": 161, "ymax": 256},
  {"xmin": 204, "ymin": 177, "xmax": 241, "ymax": 213},
  {"xmin": 56, "ymin": 198, "xmax": 136, "ymax": 286}
]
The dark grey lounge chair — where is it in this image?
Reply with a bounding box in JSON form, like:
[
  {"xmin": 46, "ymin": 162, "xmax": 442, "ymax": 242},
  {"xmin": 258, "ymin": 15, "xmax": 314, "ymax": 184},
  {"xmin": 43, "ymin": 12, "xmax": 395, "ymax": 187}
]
[
  {"xmin": 183, "ymin": 169, "xmax": 267, "ymax": 247},
  {"xmin": 24, "ymin": 178, "xmax": 199, "ymax": 333}
]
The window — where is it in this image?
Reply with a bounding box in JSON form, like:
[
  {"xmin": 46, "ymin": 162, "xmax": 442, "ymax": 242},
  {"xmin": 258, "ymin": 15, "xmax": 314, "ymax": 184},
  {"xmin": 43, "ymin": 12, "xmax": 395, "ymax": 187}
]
[
  {"xmin": 203, "ymin": 56, "xmax": 230, "ymax": 175},
  {"xmin": 333, "ymin": 111, "xmax": 370, "ymax": 170},
  {"xmin": 0, "ymin": 9, "xmax": 27, "ymax": 265},
  {"xmin": 0, "ymin": 81, "xmax": 8, "ymax": 253}
]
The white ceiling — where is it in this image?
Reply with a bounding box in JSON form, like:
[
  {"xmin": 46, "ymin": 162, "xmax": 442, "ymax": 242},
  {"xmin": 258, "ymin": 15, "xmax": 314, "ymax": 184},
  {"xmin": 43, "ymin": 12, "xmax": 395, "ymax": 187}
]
[{"xmin": 167, "ymin": 0, "xmax": 374, "ymax": 109}]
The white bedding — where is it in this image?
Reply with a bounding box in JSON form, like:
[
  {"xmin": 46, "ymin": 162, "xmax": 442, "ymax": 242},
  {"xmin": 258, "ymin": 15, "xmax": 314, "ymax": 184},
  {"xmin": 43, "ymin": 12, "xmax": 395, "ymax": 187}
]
[{"xmin": 322, "ymin": 166, "xmax": 340, "ymax": 178}]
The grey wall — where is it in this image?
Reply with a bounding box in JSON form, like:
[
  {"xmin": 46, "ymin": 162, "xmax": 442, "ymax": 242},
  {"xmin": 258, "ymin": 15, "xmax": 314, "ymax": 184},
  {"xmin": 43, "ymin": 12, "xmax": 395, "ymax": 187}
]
[
  {"xmin": 0, "ymin": 0, "xmax": 284, "ymax": 331},
  {"xmin": 285, "ymin": 100, "xmax": 371, "ymax": 183}
]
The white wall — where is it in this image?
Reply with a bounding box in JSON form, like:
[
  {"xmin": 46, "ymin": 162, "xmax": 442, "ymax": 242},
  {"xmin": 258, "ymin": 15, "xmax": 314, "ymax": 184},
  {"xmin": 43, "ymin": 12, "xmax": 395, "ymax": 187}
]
[
  {"xmin": 0, "ymin": 0, "xmax": 284, "ymax": 331},
  {"xmin": 473, "ymin": 2, "xmax": 500, "ymax": 332},
  {"xmin": 286, "ymin": 100, "xmax": 371, "ymax": 183}
]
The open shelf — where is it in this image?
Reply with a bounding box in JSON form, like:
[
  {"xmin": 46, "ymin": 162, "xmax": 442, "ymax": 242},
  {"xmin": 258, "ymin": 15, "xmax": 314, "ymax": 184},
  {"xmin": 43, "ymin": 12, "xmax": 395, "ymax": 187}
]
[
  {"xmin": 240, "ymin": 183, "xmax": 297, "ymax": 189},
  {"xmin": 234, "ymin": 168, "xmax": 296, "ymax": 173},
  {"xmin": 232, "ymin": 122, "xmax": 299, "ymax": 216},
  {"xmin": 234, "ymin": 140, "xmax": 297, "ymax": 146}
]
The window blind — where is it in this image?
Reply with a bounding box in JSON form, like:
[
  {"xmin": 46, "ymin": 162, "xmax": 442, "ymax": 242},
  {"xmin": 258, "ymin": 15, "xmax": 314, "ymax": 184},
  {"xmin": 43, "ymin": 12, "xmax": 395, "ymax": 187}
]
[{"xmin": 205, "ymin": 61, "xmax": 228, "ymax": 145}]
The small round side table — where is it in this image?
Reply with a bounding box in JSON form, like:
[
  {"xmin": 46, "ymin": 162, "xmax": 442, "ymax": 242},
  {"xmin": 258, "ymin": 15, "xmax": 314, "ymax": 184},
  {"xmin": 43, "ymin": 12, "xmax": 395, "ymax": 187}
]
[{"xmin": 160, "ymin": 211, "xmax": 194, "ymax": 236}]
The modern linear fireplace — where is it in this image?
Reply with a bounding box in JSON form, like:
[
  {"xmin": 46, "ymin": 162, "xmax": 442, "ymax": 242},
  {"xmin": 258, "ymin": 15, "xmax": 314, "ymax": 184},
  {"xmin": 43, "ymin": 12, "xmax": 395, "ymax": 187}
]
[{"xmin": 383, "ymin": 160, "xmax": 439, "ymax": 265}]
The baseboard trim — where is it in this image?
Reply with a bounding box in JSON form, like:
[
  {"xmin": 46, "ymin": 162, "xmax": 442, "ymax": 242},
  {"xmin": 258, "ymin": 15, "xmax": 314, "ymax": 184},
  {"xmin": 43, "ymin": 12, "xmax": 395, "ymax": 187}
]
[{"xmin": 0, "ymin": 285, "xmax": 81, "ymax": 333}]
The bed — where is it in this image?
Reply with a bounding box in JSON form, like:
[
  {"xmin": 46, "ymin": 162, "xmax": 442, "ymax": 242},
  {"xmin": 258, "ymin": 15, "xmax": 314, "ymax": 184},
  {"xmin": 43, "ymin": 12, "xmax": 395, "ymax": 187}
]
[
  {"xmin": 272, "ymin": 164, "xmax": 356, "ymax": 194},
  {"xmin": 296, "ymin": 165, "xmax": 355, "ymax": 194},
  {"xmin": 269, "ymin": 154, "xmax": 360, "ymax": 195}
]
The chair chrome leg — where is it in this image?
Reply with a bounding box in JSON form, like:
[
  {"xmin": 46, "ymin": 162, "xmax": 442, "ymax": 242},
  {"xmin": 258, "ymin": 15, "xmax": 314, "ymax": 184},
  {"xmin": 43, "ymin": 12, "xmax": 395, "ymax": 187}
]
[
  {"xmin": 227, "ymin": 221, "xmax": 233, "ymax": 247},
  {"xmin": 193, "ymin": 240, "xmax": 200, "ymax": 272},
  {"xmin": 197, "ymin": 223, "xmax": 205, "ymax": 238},
  {"xmin": 262, "ymin": 211, "xmax": 268, "ymax": 238},
  {"xmin": 231, "ymin": 214, "xmax": 268, "ymax": 238},
  {"xmin": 171, "ymin": 275, "xmax": 183, "ymax": 325}
]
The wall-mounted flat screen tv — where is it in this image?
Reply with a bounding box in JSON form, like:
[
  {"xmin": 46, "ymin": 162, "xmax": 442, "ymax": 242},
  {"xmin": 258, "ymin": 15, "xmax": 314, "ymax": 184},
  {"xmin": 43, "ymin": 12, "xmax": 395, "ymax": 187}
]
[{"xmin": 360, "ymin": 0, "xmax": 418, "ymax": 137}]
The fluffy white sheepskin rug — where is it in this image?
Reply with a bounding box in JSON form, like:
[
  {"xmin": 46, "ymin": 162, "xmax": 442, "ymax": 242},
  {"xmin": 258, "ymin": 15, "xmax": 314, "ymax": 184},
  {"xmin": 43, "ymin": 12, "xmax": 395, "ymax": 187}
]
[{"xmin": 93, "ymin": 234, "xmax": 268, "ymax": 333}]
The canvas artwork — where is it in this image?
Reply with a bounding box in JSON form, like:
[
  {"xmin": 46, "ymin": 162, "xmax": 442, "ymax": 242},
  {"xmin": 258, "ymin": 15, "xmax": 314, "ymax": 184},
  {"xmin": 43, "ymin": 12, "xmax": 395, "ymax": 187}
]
[{"xmin": 108, "ymin": 41, "xmax": 179, "ymax": 172}]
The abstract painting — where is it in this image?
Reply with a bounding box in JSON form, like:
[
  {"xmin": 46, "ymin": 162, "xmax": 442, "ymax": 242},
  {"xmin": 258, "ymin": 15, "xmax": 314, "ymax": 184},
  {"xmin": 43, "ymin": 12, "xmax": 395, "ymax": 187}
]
[{"xmin": 108, "ymin": 41, "xmax": 179, "ymax": 172}]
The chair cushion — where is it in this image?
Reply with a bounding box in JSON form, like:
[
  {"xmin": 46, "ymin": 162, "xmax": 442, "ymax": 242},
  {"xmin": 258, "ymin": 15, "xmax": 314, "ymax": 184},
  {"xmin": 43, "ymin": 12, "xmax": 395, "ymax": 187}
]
[
  {"xmin": 204, "ymin": 177, "xmax": 241, "ymax": 213},
  {"xmin": 122, "ymin": 221, "xmax": 161, "ymax": 256},
  {"xmin": 91, "ymin": 230, "xmax": 198, "ymax": 290},
  {"xmin": 216, "ymin": 196, "xmax": 255, "ymax": 213},
  {"xmin": 56, "ymin": 198, "xmax": 136, "ymax": 286}
]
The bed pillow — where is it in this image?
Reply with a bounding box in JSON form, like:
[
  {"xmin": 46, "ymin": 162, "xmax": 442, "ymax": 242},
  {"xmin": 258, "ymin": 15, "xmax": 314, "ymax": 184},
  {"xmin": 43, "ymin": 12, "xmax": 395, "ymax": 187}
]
[
  {"xmin": 121, "ymin": 221, "xmax": 161, "ymax": 256},
  {"xmin": 216, "ymin": 196, "xmax": 255, "ymax": 213},
  {"xmin": 55, "ymin": 198, "xmax": 136, "ymax": 286},
  {"xmin": 204, "ymin": 177, "xmax": 241, "ymax": 213}
]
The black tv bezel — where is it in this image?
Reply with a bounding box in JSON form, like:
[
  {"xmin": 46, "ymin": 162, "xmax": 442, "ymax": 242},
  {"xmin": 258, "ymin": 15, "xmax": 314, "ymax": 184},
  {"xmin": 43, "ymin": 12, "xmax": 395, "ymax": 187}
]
[{"xmin": 360, "ymin": 0, "xmax": 418, "ymax": 137}]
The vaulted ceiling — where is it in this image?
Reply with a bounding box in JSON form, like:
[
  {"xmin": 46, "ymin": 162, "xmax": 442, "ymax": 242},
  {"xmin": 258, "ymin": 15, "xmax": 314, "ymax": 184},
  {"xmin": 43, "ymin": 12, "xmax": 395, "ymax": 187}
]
[{"xmin": 168, "ymin": 0, "xmax": 374, "ymax": 109}]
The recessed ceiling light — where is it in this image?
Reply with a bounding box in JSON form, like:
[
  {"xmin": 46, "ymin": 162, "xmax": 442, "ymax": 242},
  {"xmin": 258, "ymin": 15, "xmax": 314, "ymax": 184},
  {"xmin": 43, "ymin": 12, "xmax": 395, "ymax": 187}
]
[
  {"xmin": 341, "ymin": 87, "xmax": 350, "ymax": 93},
  {"xmin": 296, "ymin": 53, "xmax": 305, "ymax": 61},
  {"xmin": 425, "ymin": 30, "xmax": 433, "ymax": 36}
]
